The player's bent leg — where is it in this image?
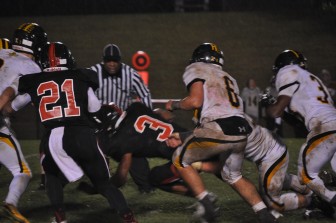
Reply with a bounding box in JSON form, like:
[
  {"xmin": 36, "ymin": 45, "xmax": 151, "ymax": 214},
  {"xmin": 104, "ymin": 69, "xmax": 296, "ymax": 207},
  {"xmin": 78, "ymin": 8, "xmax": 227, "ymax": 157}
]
[
  {"xmin": 298, "ymin": 133, "xmax": 336, "ymax": 203},
  {"xmin": 45, "ymin": 172, "xmax": 67, "ymax": 223},
  {"xmin": 222, "ymin": 152, "xmax": 278, "ymax": 223},
  {"xmin": 150, "ymin": 162, "xmax": 194, "ymax": 196},
  {"xmin": 283, "ymin": 173, "xmax": 311, "ymax": 194}
]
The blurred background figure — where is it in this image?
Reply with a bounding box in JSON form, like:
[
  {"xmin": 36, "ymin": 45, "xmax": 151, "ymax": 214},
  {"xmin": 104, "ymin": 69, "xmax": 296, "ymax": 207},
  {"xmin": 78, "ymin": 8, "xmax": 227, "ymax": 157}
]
[{"xmin": 241, "ymin": 78, "xmax": 262, "ymax": 123}]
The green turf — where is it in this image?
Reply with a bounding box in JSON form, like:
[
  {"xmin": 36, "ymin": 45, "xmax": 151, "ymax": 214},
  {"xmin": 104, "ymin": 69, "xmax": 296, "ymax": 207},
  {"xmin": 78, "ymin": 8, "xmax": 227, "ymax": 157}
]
[{"xmin": 0, "ymin": 139, "xmax": 335, "ymax": 223}]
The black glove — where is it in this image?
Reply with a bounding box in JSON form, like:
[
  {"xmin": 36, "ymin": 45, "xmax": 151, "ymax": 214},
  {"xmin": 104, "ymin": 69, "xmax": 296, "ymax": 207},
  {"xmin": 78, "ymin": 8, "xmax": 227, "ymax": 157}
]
[{"xmin": 259, "ymin": 93, "xmax": 276, "ymax": 107}]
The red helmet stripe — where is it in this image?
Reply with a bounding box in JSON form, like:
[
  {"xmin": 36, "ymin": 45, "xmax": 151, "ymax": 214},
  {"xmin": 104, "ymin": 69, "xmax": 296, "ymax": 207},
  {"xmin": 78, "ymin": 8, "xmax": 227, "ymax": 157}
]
[{"xmin": 49, "ymin": 43, "xmax": 56, "ymax": 68}]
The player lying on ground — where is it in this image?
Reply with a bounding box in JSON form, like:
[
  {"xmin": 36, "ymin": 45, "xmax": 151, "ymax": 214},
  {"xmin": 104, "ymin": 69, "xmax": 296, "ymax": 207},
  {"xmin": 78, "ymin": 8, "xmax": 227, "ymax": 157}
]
[
  {"xmin": 84, "ymin": 102, "xmax": 334, "ymax": 221},
  {"xmin": 162, "ymin": 113, "xmax": 335, "ymax": 219}
]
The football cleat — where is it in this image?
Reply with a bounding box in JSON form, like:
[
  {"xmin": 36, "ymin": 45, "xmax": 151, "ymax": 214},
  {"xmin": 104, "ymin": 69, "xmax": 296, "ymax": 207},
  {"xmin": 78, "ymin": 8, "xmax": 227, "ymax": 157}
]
[
  {"xmin": 0, "ymin": 203, "xmax": 30, "ymax": 223},
  {"xmin": 306, "ymin": 194, "xmax": 335, "ymax": 219},
  {"xmin": 121, "ymin": 211, "xmax": 138, "ymax": 223},
  {"xmin": 191, "ymin": 192, "xmax": 219, "ymax": 223},
  {"xmin": 303, "ymin": 209, "xmax": 331, "ymax": 220},
  {"xmin": 319, "ymin": 170, "xmax": 336, "ymax": 188},
  {"xmin": 257, "ymin": 208, "xmax": 279, "ymax": 223},
  {"xmin": 52, "ymin": 208, "xmax": 66, "ymax": 223}
]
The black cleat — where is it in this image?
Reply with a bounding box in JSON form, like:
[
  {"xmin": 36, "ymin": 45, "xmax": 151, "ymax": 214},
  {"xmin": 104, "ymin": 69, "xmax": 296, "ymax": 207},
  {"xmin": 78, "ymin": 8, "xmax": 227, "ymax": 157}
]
[
  {"xmin": 305, "ymin": 194, "xmax": 335, "ymax": 219},
  {"xmin": 257, "ymin": 208, "xmax": 278, "ymax": 223}
]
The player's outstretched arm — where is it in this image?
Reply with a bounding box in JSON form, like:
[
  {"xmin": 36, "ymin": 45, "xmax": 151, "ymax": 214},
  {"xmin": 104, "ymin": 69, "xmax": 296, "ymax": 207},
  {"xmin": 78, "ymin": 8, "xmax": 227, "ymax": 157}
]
[
  {"xmin": 0, "ymin": 87, "xmax": 15, "ymax": 111},
  {"xmin": 110, "ymin": 153, "xmax": 133, "ymax": 188}
]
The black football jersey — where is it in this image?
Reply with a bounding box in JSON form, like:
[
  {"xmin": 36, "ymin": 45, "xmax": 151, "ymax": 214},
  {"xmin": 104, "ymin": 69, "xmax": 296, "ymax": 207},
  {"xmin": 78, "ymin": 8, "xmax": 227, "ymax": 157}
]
[
  {"xmin": 18, "ymin": 68, "xmax": 99, "ymax": 128},
  {"xmin": 107, "ymin": 102, "xmax": 186, "ymax": 160}
]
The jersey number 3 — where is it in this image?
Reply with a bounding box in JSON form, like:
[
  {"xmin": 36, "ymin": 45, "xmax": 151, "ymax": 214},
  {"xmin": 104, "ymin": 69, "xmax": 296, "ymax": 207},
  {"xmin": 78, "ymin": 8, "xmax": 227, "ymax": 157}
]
[
  {"xmin": 134, "ymin": 115, "xmax": 173, "ymax": 142},
  {"xmin": 38, "ymin": 79, "xmax": 81, "ymax": 122}
]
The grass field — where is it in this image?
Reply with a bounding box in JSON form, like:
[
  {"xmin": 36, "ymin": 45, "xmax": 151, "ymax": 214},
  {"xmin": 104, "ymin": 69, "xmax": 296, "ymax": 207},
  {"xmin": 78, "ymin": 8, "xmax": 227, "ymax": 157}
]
[{"xmin": 0, "ymin": 138, "xmax": 335, "ymax": 223}]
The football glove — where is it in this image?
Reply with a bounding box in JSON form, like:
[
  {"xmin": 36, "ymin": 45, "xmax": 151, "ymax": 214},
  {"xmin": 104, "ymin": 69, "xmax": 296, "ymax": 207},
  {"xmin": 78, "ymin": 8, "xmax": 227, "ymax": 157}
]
[{"xmin": 259, "ymin": 93, "xmax": 276, "ymax": 107}]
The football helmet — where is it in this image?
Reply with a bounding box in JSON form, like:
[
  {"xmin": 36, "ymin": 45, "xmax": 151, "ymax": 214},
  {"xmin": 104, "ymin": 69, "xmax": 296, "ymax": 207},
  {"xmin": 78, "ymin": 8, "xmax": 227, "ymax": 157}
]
[
  {"xmin": 0, "ymin": 38, "xmax": 12, "ymax": 49},
  {"xmin": 190, "ymin": 43, "xmax": 224, "ymax": 67},
  {"xmin": 39, "ymin": 42, "xmax": 76, "ymax": 71},
  {"xmin": 12, "ymin": 22, "xmax": 48, "ymax": 58},
  {"xmin": 272, "ymin": 49, "xmax": 307, "ymax": 73}
]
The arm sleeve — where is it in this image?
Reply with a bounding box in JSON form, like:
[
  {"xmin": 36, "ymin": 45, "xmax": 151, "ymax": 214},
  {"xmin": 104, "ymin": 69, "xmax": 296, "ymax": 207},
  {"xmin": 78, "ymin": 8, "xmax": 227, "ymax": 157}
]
[
  {"xmin": 87, "ymin": 87, "xmax": 101, "ymax": 113},
  {"xmin": 276, "ymin": 70, "xmax": 300, "ymax": 97},
  {"xmin": 11, "ymin": 93, "xmax": 31, "ymax": 111},
  {"xmin": 9, "ymin": 77, "xmax": 20, "ymax": 96}
]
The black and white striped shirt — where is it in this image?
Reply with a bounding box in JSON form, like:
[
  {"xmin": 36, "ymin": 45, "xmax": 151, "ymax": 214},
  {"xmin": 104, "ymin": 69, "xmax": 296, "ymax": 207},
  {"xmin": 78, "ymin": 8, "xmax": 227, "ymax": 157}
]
[{"xmin": 90, "ymin": 63, "xmax": 152, "ymax": 110}]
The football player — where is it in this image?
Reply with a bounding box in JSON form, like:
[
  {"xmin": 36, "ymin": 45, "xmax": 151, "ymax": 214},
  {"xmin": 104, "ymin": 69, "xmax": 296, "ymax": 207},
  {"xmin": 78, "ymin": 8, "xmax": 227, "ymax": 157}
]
[
  {"xmin": 0, "ymin": 23, "xmax": 47, "ymax": 223},
  {"xmin": 262, "ymin": 49, "xmax": 336, "ymax": 208},
  {"xmin": 89, "ymin": 101, "xmax": 330, "ymax": 221},
  {"xmin": 164, "ymin": 42, "xmax": 277, "ymax": 223},
  {"xmin": 159, "ymin": 113, "xmax": 335, "ymax": 218},
  {"xmin": 4, "ymin": 42, "xmax": 138, "ymax": 223}
]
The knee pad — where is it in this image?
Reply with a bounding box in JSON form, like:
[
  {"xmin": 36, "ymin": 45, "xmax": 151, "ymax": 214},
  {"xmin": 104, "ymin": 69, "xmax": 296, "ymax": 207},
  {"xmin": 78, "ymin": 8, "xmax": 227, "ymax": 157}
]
[{"xmin": 221, "ymin": 168, "xmax": 242, "ymax": 185}]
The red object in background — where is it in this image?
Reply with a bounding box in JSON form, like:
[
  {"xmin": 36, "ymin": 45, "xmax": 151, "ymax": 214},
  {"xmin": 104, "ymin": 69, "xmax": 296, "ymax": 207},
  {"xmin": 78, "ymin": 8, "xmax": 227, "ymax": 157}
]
[{"xmin": 132, "ymin": 51, "xmax": 150, "ymax": 86}]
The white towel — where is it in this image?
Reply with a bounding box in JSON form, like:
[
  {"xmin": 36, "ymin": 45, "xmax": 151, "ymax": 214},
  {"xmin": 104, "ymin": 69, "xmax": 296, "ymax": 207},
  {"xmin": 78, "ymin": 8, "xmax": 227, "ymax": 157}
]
[{"xmin": 49, "ymin": 127, "xmax": 84, "ymax": 182}]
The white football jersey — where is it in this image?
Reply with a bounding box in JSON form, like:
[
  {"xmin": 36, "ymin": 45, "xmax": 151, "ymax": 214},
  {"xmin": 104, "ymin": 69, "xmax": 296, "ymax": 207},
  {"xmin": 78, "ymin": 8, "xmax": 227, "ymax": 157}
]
[
  {"xmin": 0, "ymin": 49, "xmax": 41, "ymax": 95},
  {"xmin": 241, "ymin": 86, "xmax": 262, "ymax": 119},
  {"xmin": 183, "ymin": 62, "xmax": 244, "ymax": 123},
  {"xmin": 276, "ymin": 65, "xmax": 336, "ymax": 131},
  {"xmin": 244, "ymin": 115, "xmax": 285, "ymax": 162}
]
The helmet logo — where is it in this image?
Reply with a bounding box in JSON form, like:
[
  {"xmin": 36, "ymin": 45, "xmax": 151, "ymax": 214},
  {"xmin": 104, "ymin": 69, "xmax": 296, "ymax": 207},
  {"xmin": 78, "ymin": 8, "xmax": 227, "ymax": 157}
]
[
  {"xmin": 210, "ymin": 43, "xmax": 220, "ymax": 54},
  {"xmin": 289, "ymin": 50, "xmax": 300, "ymax": 59},
  {"xmin": 19, "ymin": 23, "xmax": 36, "ymax": 33}
]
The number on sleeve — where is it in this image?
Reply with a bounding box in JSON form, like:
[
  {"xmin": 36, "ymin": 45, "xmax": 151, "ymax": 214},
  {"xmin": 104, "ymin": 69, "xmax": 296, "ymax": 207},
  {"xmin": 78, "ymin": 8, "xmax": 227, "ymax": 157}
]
[
  {"xmin": 310, "ymin": 75, "xmax": 329, "ymax": 104},
  {"xmin": 134, "ymin": 115, "xmax": 174, "ymax": 142}
]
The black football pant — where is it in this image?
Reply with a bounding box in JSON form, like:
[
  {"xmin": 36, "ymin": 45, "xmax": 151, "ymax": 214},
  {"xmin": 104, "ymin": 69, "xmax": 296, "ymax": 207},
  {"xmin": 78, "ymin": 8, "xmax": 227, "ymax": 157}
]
[
  {"xmin": 97, "ymin": 130, "xmax": 154, "ymax": 192},
  {"xmin": 42, "ymin": 126, "xmax": 131, "ymax": 215}
]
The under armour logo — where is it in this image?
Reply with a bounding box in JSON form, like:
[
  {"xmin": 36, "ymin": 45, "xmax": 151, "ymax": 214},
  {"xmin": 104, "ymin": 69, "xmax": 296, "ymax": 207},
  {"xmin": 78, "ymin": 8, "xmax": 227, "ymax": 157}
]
[{"xmin": 238, "ymin": 126, "xmax": 246, "ymax": 133}]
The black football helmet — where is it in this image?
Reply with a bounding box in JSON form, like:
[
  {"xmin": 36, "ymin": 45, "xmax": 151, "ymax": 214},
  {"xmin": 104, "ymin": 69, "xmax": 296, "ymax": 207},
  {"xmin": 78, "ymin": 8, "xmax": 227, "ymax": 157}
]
[
  {"xmin": 272, "ymin": 49, "xmax": 307, "ymax": 73},
  {"xmin": 12, "ymin": 23, "xmax": 47, "ymax": 58},
  {"xmin": 0, "ymin": 38, "xmax": 12, "ymax": 49},
  {"xmin": 190, "ymin": 43, "xmax": 224, "ymax": 67},
  {"xmin": 39, "ymin": 42, "xmax": 76, "ymax": 71}
]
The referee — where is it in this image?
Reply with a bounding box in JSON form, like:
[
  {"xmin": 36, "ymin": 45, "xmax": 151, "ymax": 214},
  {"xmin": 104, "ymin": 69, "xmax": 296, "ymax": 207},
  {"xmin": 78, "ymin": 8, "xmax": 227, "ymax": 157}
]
[{"xmin": 90, "ymin": 43, "xmax": 155, "ymax": 194}]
